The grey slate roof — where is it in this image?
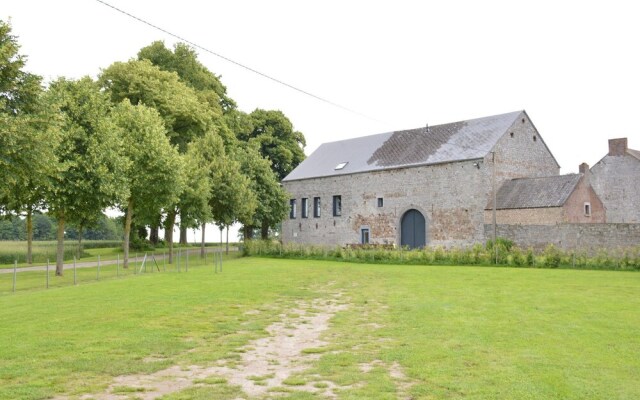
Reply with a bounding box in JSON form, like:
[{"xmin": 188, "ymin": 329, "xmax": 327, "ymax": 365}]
[
  {"xmin": 628, "ymin": 148, "xmax": 640, "ymax": 161},
  {"xmin": 283, "ymin": 111, "xmax": 526, "ymax": 182},
  {"xmin": 486, "ymin": 174, "xmax": 582, "ymax": 210}
]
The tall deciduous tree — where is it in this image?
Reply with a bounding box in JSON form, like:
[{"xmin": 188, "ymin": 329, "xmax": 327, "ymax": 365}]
[
  {"xmin": 100, "ymin": 59, "xmax": 214, "ymax": 260},
  {"xmin": 111, "ymin": 99, "xmax": 183, "ymax": 268},
  {"xmin": 0, "ymin": 19, "xmax": 60, "ymax": 263},
  {"xmin": 238, "ymin": 109, "xmax": 306, "ymax": 181},
  {"xmin": 234, "ymin": 109, "xmax": 305, "ymax": 237},
  {"xmin": 235, "ymin": 143, "xmax": 289, "ymax": 240},
  {"xmin": 45, "ymin": 77, "xmax": 128, "ymax": 275},
  {"xmin": 138, "ymin": 41, "xmax": 236, "ymax": 114},
  {"xmin": 197, "ymin": 133, "xmax": 257, "ymax": 245},
  {"xmin": 138, "ymin": 41, "xmax": 239, "ymax": 244}
]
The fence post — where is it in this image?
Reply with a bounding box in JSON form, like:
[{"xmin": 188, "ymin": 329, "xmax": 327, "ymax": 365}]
[
  {"xmin": 46, "ymin": 259, "xmax": 49, "ymax": 289},
  {"xmin": 13, "ymin": 260, "xmax": 17, "ymax": 292},
  {"xmin": 73, "ymin": 256, "xmax": 77, "ymax": 285}
]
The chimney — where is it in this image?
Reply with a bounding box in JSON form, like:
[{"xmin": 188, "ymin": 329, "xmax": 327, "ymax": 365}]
[
  {"xmin": 608, "ymin": 138, "xmax": 628, "ymax": 156},
  {"xmin": 579, "ymin": 163, "xmax": 589, "ymax": 174}
]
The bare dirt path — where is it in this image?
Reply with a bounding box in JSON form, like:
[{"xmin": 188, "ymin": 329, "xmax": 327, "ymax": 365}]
[{"xmin": 55, "ymin": 291, "xmax": 349, "ymax": 399}]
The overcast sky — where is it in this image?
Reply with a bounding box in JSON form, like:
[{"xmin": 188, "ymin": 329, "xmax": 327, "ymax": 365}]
[{"xmin": 4, "ymin": 0, "xmax": 639, "ymax": 241}]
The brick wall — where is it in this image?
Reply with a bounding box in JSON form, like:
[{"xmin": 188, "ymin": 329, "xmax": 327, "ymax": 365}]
[{"xmin": 563, "ymin": 177, "xmax": 606, "ymax": 223}]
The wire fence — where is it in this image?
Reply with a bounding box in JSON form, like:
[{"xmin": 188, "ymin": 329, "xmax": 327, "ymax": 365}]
[{"xmin": 0, "ymin": 247, "xmax": 226, "ymax": 295}]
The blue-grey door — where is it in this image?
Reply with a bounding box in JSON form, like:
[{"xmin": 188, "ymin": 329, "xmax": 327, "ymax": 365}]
[{"xmin": 401, "ymin": 209, "xmax": 426, "ymax": 249}]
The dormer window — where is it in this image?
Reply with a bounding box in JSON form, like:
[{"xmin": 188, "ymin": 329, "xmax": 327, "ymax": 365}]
[
  {"xmin": 334, "ymin": 162, "xmax": 348, "ymax": 170},
  {"xmin": 584, "ymin": 202, "xmax": 591, "ymax": 217}
]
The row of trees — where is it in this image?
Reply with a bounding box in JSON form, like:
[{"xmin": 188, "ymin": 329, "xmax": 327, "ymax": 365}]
[
  {"xmin": 0, "ymin": 214, "xmax": 122, "ymax": 241},
  {"xmin": 0, "ymin": 20, "xmax": 305, "ymax": 275}
]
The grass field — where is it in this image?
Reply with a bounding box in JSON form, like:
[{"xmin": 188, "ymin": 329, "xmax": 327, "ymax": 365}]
[{"xmin": 1, "ymin": 257, "xmax": 639, "ymax": 399}]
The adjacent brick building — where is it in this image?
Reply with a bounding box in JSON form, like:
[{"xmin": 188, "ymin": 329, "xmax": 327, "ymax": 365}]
[{"xmin": 484, "ymin": 174, "xmax": 605, "ymax": 225}]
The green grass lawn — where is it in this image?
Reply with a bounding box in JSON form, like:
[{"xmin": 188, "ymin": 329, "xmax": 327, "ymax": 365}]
[{"xmin": 1, "ymin": 257, "xmax": 638, "ymax": 399}]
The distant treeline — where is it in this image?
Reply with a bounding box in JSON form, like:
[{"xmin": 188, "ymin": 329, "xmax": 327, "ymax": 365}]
[{"xmin": 0, "ymin": 214, "xmax": 123, "ymax": 241}]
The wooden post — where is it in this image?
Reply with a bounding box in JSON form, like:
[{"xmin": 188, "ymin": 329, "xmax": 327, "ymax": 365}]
[{"xmin": 13, "ymin": 260, "xmax": 17, "ymax": 292}]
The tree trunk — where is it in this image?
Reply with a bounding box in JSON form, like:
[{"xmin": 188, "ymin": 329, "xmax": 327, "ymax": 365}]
[
  {"xmin": 244, "ymin": 225, "xmax": 254, "ymax": 240},
  {"xmin": 226, "ymin": 226, "xmax": 229, "ymax": 255},
  {"xmin": 26, "ymin": 209, "xmax": 33, "ymax": 264},
  {"xmin": 56, "ymin": 215, "xmax": 65, "ymax": 276},
  {"xmin": 200, "ymin": 222, "xmax": 206, "ymax": 258},
  {"xmin": 179, "ymin": 225, "xmax": 187, "ymax": 245},
  {"xmin": 149, "ymin": 225, "xmax": 159, "ymax": 245},
  {"xmin": 123, "ymin": 198, "xmax": 133, "ymax": 269},
  {"xmin": 219, "ymin": 225, "xmax": 223, "ymax": 249},
  {"xmin": 165, "ymin": 209, "xmax": 176, "ymax": 264},
  {"xmin": 261, "ymin": 220, "xmax": 269, "ymax": 240}
]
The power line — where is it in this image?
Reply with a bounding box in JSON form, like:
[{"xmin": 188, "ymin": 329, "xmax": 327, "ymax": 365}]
[{"xmin": 94, "ymin": 0, "xmax": 387, "ymax": 124}]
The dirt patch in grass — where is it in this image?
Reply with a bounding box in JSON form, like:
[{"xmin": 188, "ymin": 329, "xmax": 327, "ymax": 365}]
[{"xmin": 59, "ymin": 292, "xmax": 348, "ymax": 399}]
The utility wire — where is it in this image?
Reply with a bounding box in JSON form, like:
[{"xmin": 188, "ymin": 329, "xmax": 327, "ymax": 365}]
[{"xmin": 94, "ymin": 0, "xmax": 387, "ymax": 124}]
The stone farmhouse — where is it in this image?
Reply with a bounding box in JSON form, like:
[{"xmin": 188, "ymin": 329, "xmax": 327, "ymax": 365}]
[{"xmin": 281, "ymin": 111, "xmax": 639, "ymax": 250}]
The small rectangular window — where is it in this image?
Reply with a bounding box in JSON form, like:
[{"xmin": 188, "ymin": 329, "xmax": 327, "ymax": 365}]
[
  {"xmin": 584, "ymin": 202, "xmax": 591, "ymax": 217},
  {"xmin": 361, "ymin": 228, "xmax": 370, "ymax": 244},
  {"xmin": 301, "ymin": 198, "xmax": 308, "ymax": 218},
  {"xmin": 377, "ymin": 198, "xmax": 383, "ymax": 207},
  {"xmin": 313, "ymin": 197, "xmax": 321, "ymax": 218},
  {"xmin": 333, "ymin": 195, "xmax": 342, "ymax": 216},
  {"xmin": 289, "ymin": 199, "xmax": 297, "ymax": 219}
]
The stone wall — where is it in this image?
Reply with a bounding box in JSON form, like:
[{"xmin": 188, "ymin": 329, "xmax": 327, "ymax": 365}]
[
  {"xmin": 485, "ymin": 223, "xmax": 640, "ymax": 252},
  {"xmin": 589, "ymin": 151, "xmax": 640, "ymax": 223},
  {"xmin": 484, "ymin": 207, "xmax": 563, "ymax": 225}
]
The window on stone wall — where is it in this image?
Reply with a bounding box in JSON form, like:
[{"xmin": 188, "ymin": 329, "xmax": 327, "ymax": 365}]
[
  {"xmin": 333, "ymin": 195, "xmax": 342, "ymax": 216},
  {"xmin": 584, "ymin": 202, "xmax": 591, "ymax": 217},
  {"xmin": 301, "ymin": 198, "xmax": 308, "ymax": 218},
  {"xmin": 313, "ymin": 197, "xmax": 321, "ymax": 218},
  {"xmin": 361, "ymin": 228, "xmax": 370, "ymax": 244},
  {"xmin": 289, "ymin": 199, "xmax": 297, "ymax": 219},
  {"xmin": 377, "ymin": 197, "xmax": 384, "ymax": 207}
]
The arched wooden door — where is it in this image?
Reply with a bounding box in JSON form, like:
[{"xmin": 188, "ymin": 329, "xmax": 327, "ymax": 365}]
[{"xmin": 401, "ymin": 209, "xmax": 426, "ymax": 249}]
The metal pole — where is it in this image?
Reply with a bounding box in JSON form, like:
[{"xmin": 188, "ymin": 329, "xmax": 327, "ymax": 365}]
[
  {"xmin": 13, "ymin": 260, "xmax": 17, "ymax": 292},
  {"xmin": 492, "ymin": 151, "xmax": 498, "ymax": 264},
  {"xmin": 46, "ymin": 259, "xmax": 49, "ymax": 289}
]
